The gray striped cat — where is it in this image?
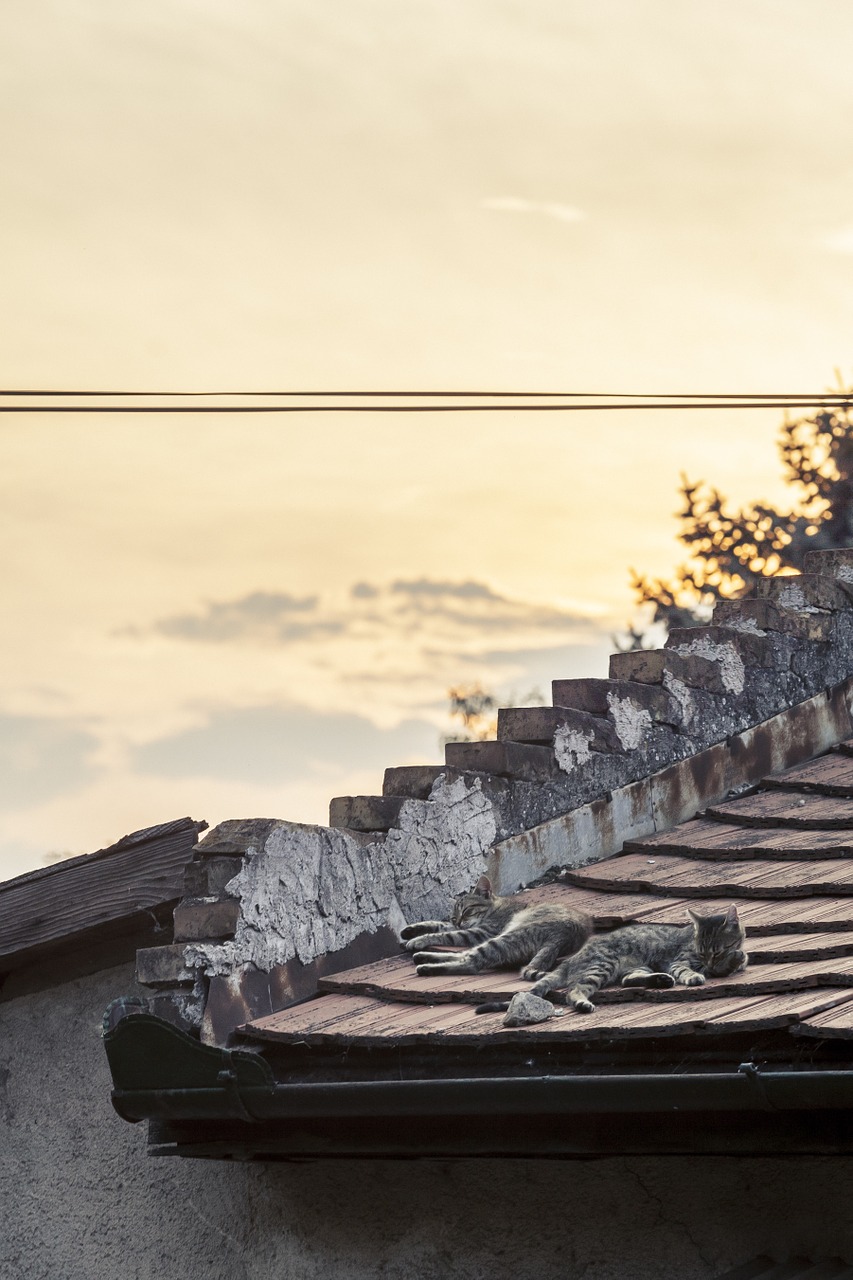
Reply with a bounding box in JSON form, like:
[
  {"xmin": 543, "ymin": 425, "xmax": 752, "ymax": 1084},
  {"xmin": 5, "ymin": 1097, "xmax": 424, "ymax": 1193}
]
[
  {"xmin": 400, "ymin": 876, "xmax": 592, "ymax": 980},
  {"xmin": 523, "ymin": 905, "xmax": 747, "ymax": 1013}
]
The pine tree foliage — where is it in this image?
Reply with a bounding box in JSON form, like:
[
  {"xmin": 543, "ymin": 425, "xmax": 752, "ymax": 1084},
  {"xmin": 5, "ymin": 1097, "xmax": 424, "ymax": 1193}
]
[{"xmin": 629, "ymin": 397, "xmax": 853, "ymax": 641}]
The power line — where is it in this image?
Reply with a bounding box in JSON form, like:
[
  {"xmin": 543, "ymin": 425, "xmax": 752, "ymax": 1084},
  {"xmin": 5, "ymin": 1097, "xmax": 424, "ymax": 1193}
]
[{"xmin": 1, "ymin": 399, "xmax": 852, "ymax": 414}]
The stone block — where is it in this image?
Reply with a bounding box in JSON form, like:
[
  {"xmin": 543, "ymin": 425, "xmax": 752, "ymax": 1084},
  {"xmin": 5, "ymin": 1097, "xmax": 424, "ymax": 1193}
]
[
  {"xmin": 173, "ymin": 897, "xmax": 240, "ymax": 942},
  {"xmin": 148, "ymin": 990, "xmax": 202, "ymax": 1034},
  {"xmin": 551, "ymin": 677, "xmax": 680, "ymax": 726},
  {"xmin": 382, "ymin": 765, "xmax": 445, "ymax": 799},
  {"xmin": 328, "ymin": 794, "xmax": 409, "ymax": 832},
  {"xmin": 497, "ymin": 705, "xmax": 621, "ymax": 752},
  {"xmin": 666, "ymin": 624, "xmax": 792, "ymax": 672},
  {"xmin": 444, "ymin": 739, "xmax": 558, "ymax": 782},
  {"xmin": 712, "ymin": 597, "xmax": 835, "ymax": 642},
  {"xmin": 755, "ymin": 573, "xmax": 852, "ymax": 612},
  {"xmin": 608, "ymin": 649, "xmax": 667, "ymax": 684},
  {"xmin": 136, "ymin": 942, "xmax": 194, "ymax": 987},
  {"xmin": 804, "ymin": 548, "xmax": 853, "ymax": 583},
  {"xmin": 195, "ymin": 818, "xmax": 280, "ymax": 856},
  {"xmin": 183, "ymin": 856, "xmax": 244, "ymax": 898}
]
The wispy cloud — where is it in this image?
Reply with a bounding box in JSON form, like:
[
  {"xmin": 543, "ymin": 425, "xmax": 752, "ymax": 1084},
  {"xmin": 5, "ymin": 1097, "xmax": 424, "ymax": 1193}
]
[
  {"xmin": 143, "ymin": 578, "xmax": 602, "ymax": 650},
  {"xmin": 150, "ymin": 591, "xmax": 344, "ymax": 644},
  {"xmin": 481, "ymin": 196, "xmax": 586, "ymax": 224}
]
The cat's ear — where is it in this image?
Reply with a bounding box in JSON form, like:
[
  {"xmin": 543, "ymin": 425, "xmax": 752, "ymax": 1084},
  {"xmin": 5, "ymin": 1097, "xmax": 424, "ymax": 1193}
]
[
  {"xmin": 474, "ymin": 874, "xmax": 493, "ymax": 898},
  {"xmin": 686, "ymin": 907, "xmax": 702, "ymax": 926},
  {"xmin": 724, "ymin": 904, "xmax": 740, "ymax": 927}
]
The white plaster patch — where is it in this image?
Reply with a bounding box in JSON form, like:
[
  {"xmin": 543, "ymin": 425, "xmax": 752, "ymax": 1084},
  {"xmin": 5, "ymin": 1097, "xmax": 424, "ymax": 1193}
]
[
  {"xmin": 553, "ymin": 723, "xmax": 594, "ymax": 773},
  {"xmin": 674, "ymin": 637, "xmax": 746, "ymax": 694},
  {"xmin": 720, "ymin": 617, "xmax": 766, "ymax": 635},
  {"xmin": 772, "ymin": 581, "xmax": 814, "ymax": 611},
  {"xmin": 186, "ymin": 775, "xmax": 498, "ymax": 977},
  {"xmin": 606, "ymin": 693, "xmax": 651, "ymax": 751},
  {"xmin": 662, "ymin": 671, "xmax": 695, "ymax": 727}
]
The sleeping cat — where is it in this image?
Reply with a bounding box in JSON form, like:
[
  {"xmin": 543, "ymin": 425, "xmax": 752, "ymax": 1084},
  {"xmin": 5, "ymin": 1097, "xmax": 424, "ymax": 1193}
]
[
  {"xmin": 400, "ymin": 875, "xmax": 592, "ymax": 979},
  {"xmin": 477, "ymin": 904, "xmax": 747, "ymax": 1015}
]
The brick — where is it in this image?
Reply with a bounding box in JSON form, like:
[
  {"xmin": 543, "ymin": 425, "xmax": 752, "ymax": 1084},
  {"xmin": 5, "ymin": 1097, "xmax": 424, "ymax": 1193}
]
[
  {"xmin": 444, "ymin": 740, "xmax": 557, "ymax": 782},
  {"xmin": 665, "ymin": 624, "xmax": 791, "ymax": 670},
  {"xmin": 712, "ymin": 597, "xmax": 835, "ymax": 642},
  {"xmin": 497, "ymin": 705, "xmax": 621, "ymax": 751},
  {"xmin": 382, "ymin": 765, "xmax": 445, "ymax": 799},
  {"xmin": 611, "ymin": 646, "xmax": 733, "ymax": 694},
  {"xmin": 328, "ymin": 794, "xmax": 409, "ymax": 832},
  {"xmin": 136, "ymin": 942, "xmax": 194, "ymax": 987},
  {"xmin": 148, "ymin": 990, "xmax": 200, "ymax": 1034},
  {"xmin": 195, "ymin": 818, "xmax": 279, "ymax": 856},
  {"xmin": 608, "ymin": 649, "xmax": 667, "ymax": 684},
  {"xmin": 804, "ymin": 548, "xmax": 853, "ymax": 583},
  {"xmin": 173, "ymin": 897, "xmax": 240, "ymax": 942},
  {"xmin": 755, "ymin": 573, "xmax": 852, "ymax": 612},
  {"xmin": 551, "ymin": 677, "xmax": 680, "ymax": 726},
  {"xmin": 183, "ymin": 856, "xmax": 244, "ymax": 898}
]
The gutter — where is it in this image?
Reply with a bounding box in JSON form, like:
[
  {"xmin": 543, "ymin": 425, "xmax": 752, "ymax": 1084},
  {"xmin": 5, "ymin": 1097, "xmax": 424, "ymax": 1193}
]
[{"xmin": 104, "ymin": 1012, "xmax": 853, "ymax": 1126}]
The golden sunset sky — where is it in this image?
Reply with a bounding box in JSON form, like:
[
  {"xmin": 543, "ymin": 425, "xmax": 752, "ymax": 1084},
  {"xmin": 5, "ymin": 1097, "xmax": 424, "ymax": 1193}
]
[{"xmin": 3, "ymin": 0, "xmax": 853, "ymax": 877}]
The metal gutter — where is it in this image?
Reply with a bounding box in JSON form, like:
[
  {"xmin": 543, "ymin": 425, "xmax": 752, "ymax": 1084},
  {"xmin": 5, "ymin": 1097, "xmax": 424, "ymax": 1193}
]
[{"xmin": 104, "ymin": 1013, "xmax": 853, "ymax": 1126}]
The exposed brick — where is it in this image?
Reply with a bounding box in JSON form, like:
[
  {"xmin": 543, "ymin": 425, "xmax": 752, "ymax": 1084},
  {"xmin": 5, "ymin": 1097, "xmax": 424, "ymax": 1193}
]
[
  {"xmin": 551, "ymin": 677, "xmax": 680, "ymax": 726},
  {"xmin": 183, "ymin": 856, "xmax": 244, "ymax": 898},
  {"xmin": 497, "ymin": 706, "xmax": 621, "ymax": 751},
  {"xmin": 712, "ymin": 597, "xmax": 835, "ymax": 642},
  {"xmin": 173, "ymin": 897, "xmax": 240, "ymax": 942},
  {"xmin": 136, "ymin": 943, "xmax": 194, "ymax": 987},
  {"xmin": 148, "ymin": 990, "xmax": 201, "ymax": 1034},
  {"xmin": 804, "ymin": 548, "xmax": 853, "ymax": 583},
  {"xmin": 608, "ymin": 649, "xmax": 667, "ymax": 684},
  {"xmin": 444, "ymin": 739, "xmax": 558, "ymax": 782},
  {"xmin": 195, "ymin": 818, "xmax": 280, "ymax": 856},
  {"xmin": 382, "ymin": 765, "xmax": 445, "ymax": 799},
  {"xmin": 328, "ymin": 794, "xmax": 409, "ymax": 832},
  {"xmin": 755, "ymin": 573, "xmax": 853, "ymax": 612},
  {"xmin": 665, "ymin": 624, "xmax": 793, "ymax": 670}
]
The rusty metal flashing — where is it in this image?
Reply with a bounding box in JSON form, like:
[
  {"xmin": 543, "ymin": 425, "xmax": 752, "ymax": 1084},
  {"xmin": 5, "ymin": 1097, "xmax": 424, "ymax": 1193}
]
[{"xmin": 488, "ymin": 679, "xmax": 853, "ymax": 892}]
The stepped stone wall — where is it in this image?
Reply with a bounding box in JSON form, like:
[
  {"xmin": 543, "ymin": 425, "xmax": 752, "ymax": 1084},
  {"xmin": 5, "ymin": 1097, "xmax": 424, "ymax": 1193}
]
[{"xmin": 136, "ymin": 549, "xmax": 853, "ymax": 1043}]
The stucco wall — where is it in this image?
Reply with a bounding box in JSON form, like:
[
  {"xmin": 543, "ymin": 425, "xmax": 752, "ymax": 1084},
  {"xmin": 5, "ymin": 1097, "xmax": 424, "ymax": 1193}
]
[{"xmin": 2, "ymin": 963, "xmax": 852, "ymax": 1280}]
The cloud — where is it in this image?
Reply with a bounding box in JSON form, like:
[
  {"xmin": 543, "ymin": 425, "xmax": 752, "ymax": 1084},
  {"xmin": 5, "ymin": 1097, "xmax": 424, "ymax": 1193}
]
[
  {"xmin": 132, "ymin": 704, "xmax": 439, "ymax": 785},
  {"xmin": 390, "ymin": 578, "xmax": 504, "ymax": 602},
  {"xmin": 481, "ymin": 197, "xmax": 586, "ymax": 224},
  {"xmin": 0, "ymin": 714, "xmax": 100, "ymax": 808},
  {"xmin": 151, "ymin": 591, "xmax": 344, "ymax": 644}
]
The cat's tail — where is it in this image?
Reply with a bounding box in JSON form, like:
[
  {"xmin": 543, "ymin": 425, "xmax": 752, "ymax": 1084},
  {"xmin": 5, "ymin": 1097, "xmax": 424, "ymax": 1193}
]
[{"xmin": 474, "ymin": 1000, "xmax": 510, "ymax": 1015}]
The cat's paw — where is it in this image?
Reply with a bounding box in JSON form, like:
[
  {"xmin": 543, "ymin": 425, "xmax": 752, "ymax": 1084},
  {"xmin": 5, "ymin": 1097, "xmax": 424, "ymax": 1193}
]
[
  {"xmin": 403, "ymin": 936, "xmax": 435, "ymax": 952},
  {"xmin": 400, "ymin": 923, "xmax": 429, "ymax": 940},
  {"xmin": 521, "ymin": 965, "xmax": 546, "ymax": 982},
  {"xmin": 416, "ymin": 962, "xmax": 448, "ymax": 976},
  {"xmin": 622, "ymin": 970, "xmax": 675, "ymax": 989},
  {"xmin": 682, "ymin": 971, "xmax": 706, "ymax": 987},
  {"xmin": 572, "ymin": 997, "xmax": 596, "ymax": 1014}
]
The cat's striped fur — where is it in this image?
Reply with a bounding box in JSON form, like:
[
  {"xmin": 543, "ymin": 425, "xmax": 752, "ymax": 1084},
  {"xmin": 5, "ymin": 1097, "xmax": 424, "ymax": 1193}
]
[
  {"xmin": 400, "ymin": 876, "xmax": 592, "ymax": 980},
  {"xmin": 522, "ymin": 905, "xmax": 748, "ymax": 1013}
]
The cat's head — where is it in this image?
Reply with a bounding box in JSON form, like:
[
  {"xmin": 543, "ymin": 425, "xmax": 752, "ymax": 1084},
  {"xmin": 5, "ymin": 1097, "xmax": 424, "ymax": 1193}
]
[
  {"xmin": 451, "ymin": 875, "xmax": 499, "ymax": 925},
  {"xmin": 687, "ymin": 904, "xmax": 748, "ymax": 977}
]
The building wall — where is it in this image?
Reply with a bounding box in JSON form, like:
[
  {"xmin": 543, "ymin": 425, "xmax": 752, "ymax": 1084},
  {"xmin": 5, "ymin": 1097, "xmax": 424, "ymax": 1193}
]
[{"xmin": 2, "ymin": 963, "xmax": 852, "ymax": 1280}]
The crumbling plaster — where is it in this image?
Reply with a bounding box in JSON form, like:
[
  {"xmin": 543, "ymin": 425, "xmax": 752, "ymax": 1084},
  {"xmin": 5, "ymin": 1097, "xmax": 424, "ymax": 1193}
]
[{"xmin": 187, "ymin": 773, "xmax": 497, "ymax": 978}]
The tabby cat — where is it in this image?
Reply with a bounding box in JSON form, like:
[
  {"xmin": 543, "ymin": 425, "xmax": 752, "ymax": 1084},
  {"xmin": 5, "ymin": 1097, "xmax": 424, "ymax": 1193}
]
[
  {"xmin": 400, "ymin": 875, "xmax": 592, "ymax": 979},
  {"xmin": 520, "ymin": 904, "xmax": 748, "ymax": 1013}
]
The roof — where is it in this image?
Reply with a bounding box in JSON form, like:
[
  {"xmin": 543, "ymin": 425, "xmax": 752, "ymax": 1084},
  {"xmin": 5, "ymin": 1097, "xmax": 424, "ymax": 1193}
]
[
  {"xmin": 239, "ymin": 745, "xmax": 853, "ymax": 1051},
  {"xmin": 0, "ymin": 817, "xmax": 205, "ymax": 980}
]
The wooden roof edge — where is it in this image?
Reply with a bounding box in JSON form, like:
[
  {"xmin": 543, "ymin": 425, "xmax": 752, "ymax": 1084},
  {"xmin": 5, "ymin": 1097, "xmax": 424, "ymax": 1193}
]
[
  {"xmin": 0, "ymin": 816, "xmax": 207, "ymax": 896},
  {"xmin": 0, "ymin": 816, "xmax": 206, "ymax": 973}
]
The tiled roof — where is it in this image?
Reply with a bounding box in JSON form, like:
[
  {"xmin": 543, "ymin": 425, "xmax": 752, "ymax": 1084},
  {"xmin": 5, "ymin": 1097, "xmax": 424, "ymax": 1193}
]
[{"xmin": 241, "ymin": 743, "xmax": 853, "ymax": 1051}]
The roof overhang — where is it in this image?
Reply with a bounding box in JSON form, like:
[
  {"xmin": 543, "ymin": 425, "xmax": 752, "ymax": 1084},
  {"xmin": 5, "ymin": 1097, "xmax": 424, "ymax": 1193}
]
[{"xmin": 104, "ymin": 1012, "xmax": 853, "ymax": 1160}]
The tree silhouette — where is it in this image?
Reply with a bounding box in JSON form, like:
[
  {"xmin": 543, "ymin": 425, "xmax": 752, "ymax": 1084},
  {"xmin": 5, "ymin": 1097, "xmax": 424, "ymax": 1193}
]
[{"xmin": 627, "ymin": 395, "xmax": 853, "ymax": 643}]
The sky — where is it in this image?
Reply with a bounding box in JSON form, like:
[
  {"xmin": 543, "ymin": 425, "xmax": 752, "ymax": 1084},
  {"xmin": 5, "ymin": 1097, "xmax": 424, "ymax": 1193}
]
[{"xmin": 4, "ymin": 0, "xmax": 853, "ymax": 878}]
